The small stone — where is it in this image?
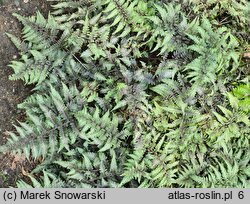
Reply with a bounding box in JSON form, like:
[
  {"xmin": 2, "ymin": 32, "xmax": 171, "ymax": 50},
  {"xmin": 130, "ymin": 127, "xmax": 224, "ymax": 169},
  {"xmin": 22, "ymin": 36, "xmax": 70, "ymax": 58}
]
[{"xmin": 23, "ymin": 0, "xmax": 29, "ymax": 3}]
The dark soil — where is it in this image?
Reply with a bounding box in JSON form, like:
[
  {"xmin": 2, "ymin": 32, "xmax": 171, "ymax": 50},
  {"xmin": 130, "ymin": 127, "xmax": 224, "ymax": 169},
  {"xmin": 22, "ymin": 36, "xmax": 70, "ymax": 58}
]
[{"xmin": 0, "ymin": 0, "xmax": 50, "ymax": 187}]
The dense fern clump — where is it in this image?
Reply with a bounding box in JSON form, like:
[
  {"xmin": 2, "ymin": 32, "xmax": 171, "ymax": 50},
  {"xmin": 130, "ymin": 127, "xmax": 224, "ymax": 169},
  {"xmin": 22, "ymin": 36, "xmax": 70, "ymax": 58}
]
[{"xmin": 0, "ymin": 0, "xmax": 249, "ymax": 188}]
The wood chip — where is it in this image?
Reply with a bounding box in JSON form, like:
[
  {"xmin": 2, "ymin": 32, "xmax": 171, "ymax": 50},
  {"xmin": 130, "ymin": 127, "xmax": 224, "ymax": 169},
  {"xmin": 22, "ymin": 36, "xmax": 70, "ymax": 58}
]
[{"xmin": 243, "ymin": 53, "xmax": 250, "ymax": 58}]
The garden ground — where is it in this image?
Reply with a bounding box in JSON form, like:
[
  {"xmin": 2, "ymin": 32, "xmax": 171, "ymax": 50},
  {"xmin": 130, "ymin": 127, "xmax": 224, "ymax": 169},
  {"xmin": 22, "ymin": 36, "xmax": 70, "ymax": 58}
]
[{"xmin": 0, "ymin": 0, "xmax": 49, "ymax": 187}]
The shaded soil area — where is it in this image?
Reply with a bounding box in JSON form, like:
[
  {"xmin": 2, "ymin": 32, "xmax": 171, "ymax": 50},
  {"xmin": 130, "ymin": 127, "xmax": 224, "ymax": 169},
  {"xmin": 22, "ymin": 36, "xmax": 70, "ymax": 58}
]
[{"xmin": 0, "ymin": 0, "xmax": 50, "ymax": 187}]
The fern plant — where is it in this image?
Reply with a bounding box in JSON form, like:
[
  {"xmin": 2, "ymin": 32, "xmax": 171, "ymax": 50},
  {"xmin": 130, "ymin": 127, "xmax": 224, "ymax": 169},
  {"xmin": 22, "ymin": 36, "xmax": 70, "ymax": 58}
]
[{"xmin": 0, "ymin": 0, "xmax": 249, "ymax": 188}]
